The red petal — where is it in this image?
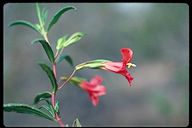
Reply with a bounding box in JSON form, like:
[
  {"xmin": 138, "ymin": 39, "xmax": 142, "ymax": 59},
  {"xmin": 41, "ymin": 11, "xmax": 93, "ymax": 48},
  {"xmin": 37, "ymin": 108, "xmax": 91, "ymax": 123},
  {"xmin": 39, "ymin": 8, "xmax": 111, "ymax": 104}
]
[
  {"xmin": 124, "ymin": 72, "xmax": 134, "ymax": 86},
  {"xmin": 120, "ymin": 48, "xmax": 133, "ymax": 64},
  {"xmin": 80, "ymin": 81, "xmax": 91, "ymax": 90},
  {"xmin": 117, "ymin": 68, "xmax": 134, "ymax": 86},
  {"xmin": 90, "ymin": 94, "xmax": 99, "ymax": 106},
  {"xmin": 92, "ymin": 85, "xmax": 106, "ymax": 96},
  {"xmin": 103, "ymin": 62, "xmax": 123, "ymax": 72},
  {"xmin": 90, "ymin": 75, "xmax": 103, "ymax": 85},
  {"xmin": 80, "ymin": 76, "xmax": 106, "ymax": 106}
]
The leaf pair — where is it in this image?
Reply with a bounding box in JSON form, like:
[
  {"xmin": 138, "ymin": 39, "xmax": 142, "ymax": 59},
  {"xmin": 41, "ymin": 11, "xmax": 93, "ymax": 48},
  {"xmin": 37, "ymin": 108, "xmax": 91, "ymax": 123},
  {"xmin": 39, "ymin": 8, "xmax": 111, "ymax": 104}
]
[
  {"xmin": 36, "ymin": 3, "xmax": 76, "ymax": 32},
  {"xmin": 56, "ymin": 32, "xmax": 84, "ymax": 50},
  {"xmin": 4, "ymin": 91, "xmax": 59, "ymax": 122},
  {"xmin": 36, "ymin": 3, "xmax": 48, "ymax": 28},
  {"xmin": 9, "ymin": 4, "xmax": 76, "ymax": 35},
  {"xmin": 33, "ymin": 91, "xmax": 60, "ymax": 118}
]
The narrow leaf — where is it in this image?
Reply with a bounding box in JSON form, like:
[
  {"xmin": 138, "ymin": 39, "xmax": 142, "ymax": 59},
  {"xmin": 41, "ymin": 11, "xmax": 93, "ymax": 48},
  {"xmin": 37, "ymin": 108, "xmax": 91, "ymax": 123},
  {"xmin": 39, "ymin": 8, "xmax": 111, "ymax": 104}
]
[
  {"xmin": 41, "ymin": 7, "xmax": 48, "ymax": 22},
  {"xmin": 39, "ymin": 105, "xmax": 55, "ymax": 117},
  {"xmin": 57, "ymin": 55, "xmax": 73, "ymax": 66},
  {"xmin": 47, "ymin": 6, "xmax": 76, "ymax": 32},
  {"xmin": 72, "ymin": 118, "xmax": 82, "ymax": 127},
  {"xmin": 56, "ymin": 35, "xmax": 68, "ymax": 50},
  {"xmin": 33, "ymin": 91, "xmax": 52, "ymax": 104},
  {"xmin": 38, "ymin": 63, "xmax": 57, "ymax": 92},
  {"xmin": 43, "ymin": 100, "xmax": 55, "ymax": 117},
  {"xmin": 9, "ymin": 20, "xmax": 39, "ymax": 33},
  {"xmin": 54, "ymin": 101, "xmax": 60, "ymax": 113},
  {"xmin": 33, "ymin": 40, "xmax": 55, "ymax": 63},
  {"xmin": 4, "ymin": 103, "xmax": 55, "ymax": 121},
  {"xmin": 35, "ymin": 24, "xmax": 41, "ymax": 31},
  {"xmin": 31, "ymin": 38, "xmax": 44, "ymax": 44},
  {"xmin": 36, "ymin": 3, "xmax": 43, "ymax": 27},
  {"xmin": 63, "ymin": 32, "xmax": 84, "ymax": 48}
]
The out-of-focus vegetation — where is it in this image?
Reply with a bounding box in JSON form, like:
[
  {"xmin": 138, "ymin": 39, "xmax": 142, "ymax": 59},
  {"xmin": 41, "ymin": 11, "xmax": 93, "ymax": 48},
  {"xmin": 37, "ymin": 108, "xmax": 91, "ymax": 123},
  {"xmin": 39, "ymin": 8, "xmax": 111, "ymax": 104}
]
[{"xmin": 4, "ymin": 3, "xmax": 188, "ymax": 127}]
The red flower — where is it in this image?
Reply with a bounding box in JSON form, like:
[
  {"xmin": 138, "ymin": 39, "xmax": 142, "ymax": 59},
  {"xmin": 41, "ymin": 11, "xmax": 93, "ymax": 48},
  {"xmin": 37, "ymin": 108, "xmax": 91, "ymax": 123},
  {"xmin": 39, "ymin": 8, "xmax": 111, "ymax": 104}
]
[
  {"xmin": 102, "ymin": 48, "xmax": 135, "ymax": 86},
  {"xmin": 80, "ymin": 76, "xmax": 106, "ymax": 106}
]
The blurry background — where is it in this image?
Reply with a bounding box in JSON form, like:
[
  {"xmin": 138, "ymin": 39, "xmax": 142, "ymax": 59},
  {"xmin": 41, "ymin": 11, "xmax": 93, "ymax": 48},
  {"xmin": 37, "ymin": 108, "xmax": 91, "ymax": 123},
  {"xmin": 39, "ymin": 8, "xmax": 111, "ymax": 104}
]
[{"xmin": 3, "ymin": 3, "xmax": 189, "ymax": 127}]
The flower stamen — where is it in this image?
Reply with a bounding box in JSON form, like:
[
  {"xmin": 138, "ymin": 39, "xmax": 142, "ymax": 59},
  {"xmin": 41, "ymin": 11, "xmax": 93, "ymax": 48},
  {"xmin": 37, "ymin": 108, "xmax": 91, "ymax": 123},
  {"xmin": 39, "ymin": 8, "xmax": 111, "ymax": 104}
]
[{"xmin": 127, "ymin": 63, "xmax": 136, "ymax": 68}]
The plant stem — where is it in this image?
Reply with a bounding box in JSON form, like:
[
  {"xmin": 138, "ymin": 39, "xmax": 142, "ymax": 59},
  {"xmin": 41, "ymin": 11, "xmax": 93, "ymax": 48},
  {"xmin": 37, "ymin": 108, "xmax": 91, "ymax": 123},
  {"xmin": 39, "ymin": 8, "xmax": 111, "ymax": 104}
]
[
  {"xmin": 55, "ymin": 47, "xmax": 64, "ymax": 62},
  {"xmin": 52, "ymin": 63, "xmax": 65, "ymax": 127},
  {"xmin": 51, "ymin": 93, "xmax": 65, "ymax": 127},
  {"xmin": 43, "ymin": 33, "xmax": 50, "ymax": 45},
  {"xmin": 51, "ymin": 64, "xmax": 65, "ymax": 127},
  {"xmin": 51, "ymin": 93, "xmax": 56, "ymax": 106},
  {"xmin": 55, "ymin": 114, "xmax": 65, "ymax": 127},
  {"xmin": 55, "ymin": 50, "xmax": 59, "ymax": 59},
  {"xmin": 53, "ymin": 63, "xmax": 57, "ymax": 78},
  {"xmin": 58, "ymin": 69, "xmax": 76, "ymax": 90},
  {"xmin": 40, "ymin": 21, "xmax": 65, "ymax": 127}
]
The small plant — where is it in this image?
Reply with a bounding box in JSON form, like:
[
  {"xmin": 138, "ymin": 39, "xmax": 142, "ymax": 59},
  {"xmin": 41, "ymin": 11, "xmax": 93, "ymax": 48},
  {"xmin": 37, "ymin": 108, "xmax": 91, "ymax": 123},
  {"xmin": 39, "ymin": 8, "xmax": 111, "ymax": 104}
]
[{"xmin": 4, "ymin": 3, "xmax": 136, "ymax": 127}]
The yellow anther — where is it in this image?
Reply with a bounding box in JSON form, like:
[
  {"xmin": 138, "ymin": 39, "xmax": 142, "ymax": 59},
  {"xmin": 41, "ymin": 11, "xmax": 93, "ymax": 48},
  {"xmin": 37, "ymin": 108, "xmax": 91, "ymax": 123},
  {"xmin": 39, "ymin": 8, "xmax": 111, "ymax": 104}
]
[{"xmin": 127, "ymin": 63, "xmax": 136, "ymax": 68}]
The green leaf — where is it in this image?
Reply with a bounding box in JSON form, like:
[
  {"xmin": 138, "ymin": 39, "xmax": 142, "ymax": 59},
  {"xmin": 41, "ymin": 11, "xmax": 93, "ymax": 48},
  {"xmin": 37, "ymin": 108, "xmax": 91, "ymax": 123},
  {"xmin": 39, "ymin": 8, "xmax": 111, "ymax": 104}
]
[
  {"xmin": 31, "ymin": 38, "xmax": 44, "ymax": 44},
  {"xmin": 47, "ymin": 6, "xmax": 76, "ymax": 32},
  {"xmin": 38, "ymin": 63, "xmax": 58, "ymax": 92},
  {"xmin": 33, "ymin": 40, "xmax": 55, "ymax": 63},
  {"xmin": 9, "ymin": 20, "xmax": 39, "ymax": 33},
  {"xmin": 72, "ymin": 118, "xmax": 82, "ymax": 127},
  {"xmin": 60, "ymin": 76, "xmax": 86, "ymax": 86},
  {"xmin": 41, "ymin": 100, "xmax": 60, "ymax": 117},
  {"xmin": 39, "ymin": 105, "xmax": 55, "ymax": 117},
  {"xmin": 63, "ymin": 32, "xmax": 84, "ymax": 48},
  {"xmin": 43, "ymin": 100, "xmax": 55, "ymax": 117},
  {"xmin": 35, "ymin": 24, "xmax": 41, "ymax": 31},
  {"xmin": 4, "ymin": 103, "xmax": 55, "ymax": 121},
  {"xmin": 41, "ymin": 7, "xmax": 48, "ymax": 24},
  {"xmin": 75, "ymin": 59, "xmax": 110, "ymax": 70},
  {"xmin": 33, "ymin": 91, "xmax": 52, "ymax": 104},
  {"xmin": 36, "ymin": 3, "xmax": 43, "ymax": 27},
  {"xmin": 54, "ymin": 101, "xmax": 59, "ymax": 113},
  {"xmin": 56, "ymin": 35, "xmax": 68, "ymax": 50},
  {"xmin": 57, "ymin": 55, "xmax": 73, "ymax": 66}
]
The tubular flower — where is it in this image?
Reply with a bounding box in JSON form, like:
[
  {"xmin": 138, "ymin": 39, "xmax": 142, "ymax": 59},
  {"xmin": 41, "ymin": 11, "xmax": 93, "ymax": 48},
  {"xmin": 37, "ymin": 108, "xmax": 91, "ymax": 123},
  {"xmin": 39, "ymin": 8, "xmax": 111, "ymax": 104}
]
[
  {"xmin": 102, "ymin": 48, "xmax": 136, "ymax": 86},
  {"xmin": 80, "ymin": 76, "xmax": 106, "ymax": 106}
]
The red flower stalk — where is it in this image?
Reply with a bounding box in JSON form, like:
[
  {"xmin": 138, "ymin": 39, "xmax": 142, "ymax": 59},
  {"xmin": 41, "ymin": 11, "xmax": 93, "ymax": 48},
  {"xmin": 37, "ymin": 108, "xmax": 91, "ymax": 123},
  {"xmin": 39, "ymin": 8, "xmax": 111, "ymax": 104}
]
[
  {"xmin": 80, "ymin": 76, "xmax": 106, "ymax": 106},
  {"xmin": 102, "ymin": 48, "xmax": 136, "ymax": 86}
]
